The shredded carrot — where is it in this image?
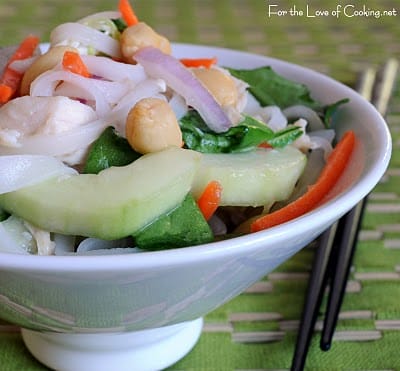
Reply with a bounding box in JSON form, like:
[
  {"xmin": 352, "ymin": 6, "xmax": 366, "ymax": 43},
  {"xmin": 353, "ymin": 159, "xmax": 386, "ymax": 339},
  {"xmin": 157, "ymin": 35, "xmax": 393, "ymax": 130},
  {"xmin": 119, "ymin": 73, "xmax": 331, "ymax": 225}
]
[
  {"xmin": 258, "ymin": 142, "xmax": 273, "ymax": 149},
  {"xmin": 62, "ymin": 51, "xmax": 90, "ymax": 78},
  {"xmin": 118, "ymin": 0, "xmax": 139, "ymax": 26},
  {"xmin": 0, "ymin": 35, "xmax": 40, "ymax": 103},
  {"xmin": 180, "ymin": 57, "xmax": 217, "ymax": 68},
  {"xmin": 0, "ymin": 80, "xmax": 17, "ymax": 103},
  {"xmin": 251, "ymin": 130, "xmax": 356, "ymax": 232},
  {"xmin": 197, "ymin": 180, "xmax": 223, "ymax": 221}
]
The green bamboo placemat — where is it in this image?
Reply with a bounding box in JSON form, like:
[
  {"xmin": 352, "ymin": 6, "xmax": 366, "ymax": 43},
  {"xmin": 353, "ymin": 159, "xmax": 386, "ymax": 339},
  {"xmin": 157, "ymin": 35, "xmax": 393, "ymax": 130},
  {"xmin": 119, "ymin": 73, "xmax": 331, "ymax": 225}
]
[{"xmin": 0, "ymin": 1, "xmax": 399, "ymax": 370}]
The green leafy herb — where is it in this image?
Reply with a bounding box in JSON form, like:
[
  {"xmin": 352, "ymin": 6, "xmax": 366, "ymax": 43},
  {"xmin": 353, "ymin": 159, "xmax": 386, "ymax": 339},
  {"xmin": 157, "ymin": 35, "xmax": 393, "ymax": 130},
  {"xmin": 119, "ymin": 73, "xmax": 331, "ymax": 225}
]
[{"xmin": 180, "ymin": 110, "xmax": 303, "ymax": 153}]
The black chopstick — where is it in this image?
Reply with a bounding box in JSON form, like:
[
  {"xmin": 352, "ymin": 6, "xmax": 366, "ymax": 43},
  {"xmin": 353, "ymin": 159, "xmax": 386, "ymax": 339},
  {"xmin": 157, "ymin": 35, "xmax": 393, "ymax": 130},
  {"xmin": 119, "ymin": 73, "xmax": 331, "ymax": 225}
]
[
  {"xmin": 290, "ymin": 222, "xmax": 338, "ymax": 371},
  {"xmin": 290, "ymin": 58, "xmax": 399, "ymax": 371},
  {"xmin": 319, "ymin": 200, "xmax": 366, "ymax": 350},
  {"xmin": 290, "ymin": 68, "xmax": 376, "ymax": 371},
  {"xmin": 320, "ymin": 58, "xmax": 399, "ymax": 351}
]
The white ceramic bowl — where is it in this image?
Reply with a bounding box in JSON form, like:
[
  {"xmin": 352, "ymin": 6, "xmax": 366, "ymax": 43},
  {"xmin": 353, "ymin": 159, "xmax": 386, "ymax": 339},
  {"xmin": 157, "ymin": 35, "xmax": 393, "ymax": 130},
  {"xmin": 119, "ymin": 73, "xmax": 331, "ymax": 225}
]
[{"xmin": 0, "ymin": 44, "xmax": 391, "ymax": 371}]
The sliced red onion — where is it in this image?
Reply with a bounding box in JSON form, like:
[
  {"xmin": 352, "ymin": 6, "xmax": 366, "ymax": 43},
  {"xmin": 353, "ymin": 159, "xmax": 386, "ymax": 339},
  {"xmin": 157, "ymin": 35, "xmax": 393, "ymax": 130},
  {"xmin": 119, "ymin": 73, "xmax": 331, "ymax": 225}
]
[
  {"xmin": 50, "ymin": 22, "xmax": 121, "ymax": 59},
  {"xmin": 134, "ymin": 46, "xmax": 232, "ymax": 133}
]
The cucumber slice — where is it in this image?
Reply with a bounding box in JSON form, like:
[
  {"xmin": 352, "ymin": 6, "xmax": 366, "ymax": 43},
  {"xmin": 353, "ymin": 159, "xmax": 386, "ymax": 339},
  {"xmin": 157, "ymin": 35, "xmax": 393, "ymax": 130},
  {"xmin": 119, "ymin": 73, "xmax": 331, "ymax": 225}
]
[
  {"xmin": 191, "ymin": 146, "xmax": 306, "ymax": 207},
  {"xmin": 0, "ymin": 147, "xmax": 201, "ymax": 240}
]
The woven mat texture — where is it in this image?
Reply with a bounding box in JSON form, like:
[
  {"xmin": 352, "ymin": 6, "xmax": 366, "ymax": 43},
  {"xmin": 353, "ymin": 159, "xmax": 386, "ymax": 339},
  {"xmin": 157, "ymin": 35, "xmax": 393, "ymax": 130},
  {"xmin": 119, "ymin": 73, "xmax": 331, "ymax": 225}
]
[{"xmin": 0, "ymin": 1, "xmax": 399, "ymax": 370}]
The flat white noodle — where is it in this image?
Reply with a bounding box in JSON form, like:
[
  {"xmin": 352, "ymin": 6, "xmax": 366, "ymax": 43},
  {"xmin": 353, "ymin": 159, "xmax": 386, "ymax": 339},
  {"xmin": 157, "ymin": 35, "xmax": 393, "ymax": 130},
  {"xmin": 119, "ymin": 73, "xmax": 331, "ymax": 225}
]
[
  {"xmin": 9, "ymin": 56, "xmax": 38, "ymax": 73},
  {"xmin": 309, "ymin": 129, "xmax": 335, "ymax": 159},
  {"xmin": 108, "ymin": 78, "xmax": 167, "ymax": 135},
  {"xmin": 0, "ymin": 155, "xmax": 76, "ymax": 194},
  {"xmin": 78, "ymin": 11, "xmax": 121, "ymax": 24},
  {"xmin": 76, "ymin": 237, "xmax": 132, "ymax": 253},
  {"xmin": 0, "ymin": 224, "xmax": 29, "ymax": 254},
  {"xmin": 283, "ymin": 105, "xmax": 325, "ymax": 131},
  {"xmin": 169, "ymin": 93, "xmax": 188, "ymax": 120},
  {"xmin": 0, "ymin": 118, "xmax": 109, "ymax": 159},
  {"xmin": 254, "ymin": 106, "xmax": 287, "ymax": 131},
  {"xmin": 50, "ymin": 22, "xmax": 122, "ymax": 58},
  {"xmin": 53, "ymin": 234, "xmax": 76, "ymax": 255},
  {"xmin": 81, "ymin": 55, "xmax": 147, "ymax": 82},
  {"xmin": 30, "ymin": 70, "xmax": 110, "ymax": 116},
  {"xmin": 243, "ymin": 95, "xmax": 288, "ymax": 131},
  {"xmin": 55, "ymin": 79, "xmax": 131, "ymax": 106}
]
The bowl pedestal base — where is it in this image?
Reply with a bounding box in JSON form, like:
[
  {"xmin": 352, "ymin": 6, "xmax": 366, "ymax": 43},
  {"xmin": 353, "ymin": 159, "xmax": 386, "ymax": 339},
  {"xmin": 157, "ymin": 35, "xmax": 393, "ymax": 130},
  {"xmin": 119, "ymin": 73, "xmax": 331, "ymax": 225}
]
[{"xmin": 21, "ymin": 317, "xmax": 203, "ymax": 371}]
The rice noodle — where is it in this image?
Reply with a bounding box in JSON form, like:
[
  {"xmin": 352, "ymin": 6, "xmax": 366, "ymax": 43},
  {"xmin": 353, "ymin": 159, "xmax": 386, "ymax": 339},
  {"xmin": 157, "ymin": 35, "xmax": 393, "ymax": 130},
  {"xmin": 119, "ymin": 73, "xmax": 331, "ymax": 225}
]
[
  {"xmin": 54, "ymin": 234, "xmax": 76, "ymax": 255},
  {"xmin": 78, "ymin": 11, "xmax": 121, "ymax": 24},
  {"xmin": 50, "ymin": 22, "xmax": 122, "ymax": 58},
  {"xmin": 168, "ymin": 92, "xmax": 188, "ymax": 120},
  {"xmin": 9, "ymin": 56, "xmax": 38, "ymax": 73},
  {"xmin": 309, "ymin": 129, "xmax": 335, "ymax": 159},
  {"xmin": 0, "ymin": 223, "xmax": 30, "ymax": 254},
  {"xmin": 81, "ymin": 55, "xmax": 147, "ymax": 82},
  {"xmin": 0, "ymin": 118, "xmax": 109, "ymax": 160},
  {"xmin": 283, "ymin": 105, "xmax": 325, "ymax": 131},
  {"xmin": 55, "ymin": 79, "xmax": 131, "ymax": 106},
  {"xmin": 260, "ymin": 106, "xmax": 288, "ymax": 131},
  {"xmin": 108, "ymin": 78, "xmax": 167, "ymax": 135},
  {"xmin": 0, "ymin": 155, "xmax": 76, "ymax": 194},
  {"xmin": 30, "ymin": 69, "xmax": 111, "ymax": 116}
]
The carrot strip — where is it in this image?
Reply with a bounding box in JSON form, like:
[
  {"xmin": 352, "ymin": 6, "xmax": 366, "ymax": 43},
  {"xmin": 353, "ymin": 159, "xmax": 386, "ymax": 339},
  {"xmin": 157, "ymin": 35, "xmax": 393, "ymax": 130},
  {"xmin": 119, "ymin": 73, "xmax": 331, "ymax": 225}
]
[
  {"xmin": 62, "ymin": 51, "xmax": 90, "ymax": 78},
  {"xmin": 180, "ymin": 57, "xmax": 217, "ymax": 68},
  {"xmin": 197, "ymin": 180, "xmax": 223, "ymax": 221},
  {"xmin": 251, "ymin": 130, "xmax": 356, "ymax": 232},
  {"xmin": 118, "ymin": 0, "xmax": 139, "ymax": 26},
  {"xmin": 0, "ymin": 35, "xmax": 40, "ymax": 103},
  {"xmin": 258, "ymin": 142, "xmax": 273, "ymax": 149}
]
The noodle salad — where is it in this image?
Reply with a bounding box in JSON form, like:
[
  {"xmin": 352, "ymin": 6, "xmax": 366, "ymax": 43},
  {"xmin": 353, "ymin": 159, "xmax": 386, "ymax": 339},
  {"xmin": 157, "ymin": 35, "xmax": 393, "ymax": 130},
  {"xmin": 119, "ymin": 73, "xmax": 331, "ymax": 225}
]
[{"xmin": 0, "ymin": 0, "xmax": 353, "ymax": 256}]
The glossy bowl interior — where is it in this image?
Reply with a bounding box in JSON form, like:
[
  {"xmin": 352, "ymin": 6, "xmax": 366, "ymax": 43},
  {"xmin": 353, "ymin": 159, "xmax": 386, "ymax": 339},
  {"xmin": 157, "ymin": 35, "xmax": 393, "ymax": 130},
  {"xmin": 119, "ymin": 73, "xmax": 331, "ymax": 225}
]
[{"xmin": 0, "ymin": 44, "xmax": 392, "ymax": 370}]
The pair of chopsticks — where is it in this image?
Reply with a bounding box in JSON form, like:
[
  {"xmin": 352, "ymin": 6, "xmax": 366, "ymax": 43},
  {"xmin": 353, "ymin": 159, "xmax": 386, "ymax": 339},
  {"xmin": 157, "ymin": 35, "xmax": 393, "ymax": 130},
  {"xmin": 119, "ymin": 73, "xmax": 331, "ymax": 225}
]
[{"xmin": 291, "ymin": 58, "xmax": 399, "ymax": 371}]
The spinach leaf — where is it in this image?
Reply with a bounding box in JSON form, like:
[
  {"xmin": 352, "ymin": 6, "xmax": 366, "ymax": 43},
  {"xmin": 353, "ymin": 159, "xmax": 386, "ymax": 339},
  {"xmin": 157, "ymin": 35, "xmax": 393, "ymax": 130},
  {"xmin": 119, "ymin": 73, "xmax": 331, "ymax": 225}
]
[
  {"xmin": 322, "ymin": 98, "xmax": 350, "ymax": 127},
  {"xmin": 83, "ymin": 127, "xmax": 141, "ymax": 174},
  {"xmin": 111, "ymin": 18, "xmax": 127, "ymax": 33},
  {"xmin": 228, "ymin": 66, "xmax": 349, "ymax": 128},
  {"xmin": 179, "ymin": 111, "xmax": 303, "ymax": 153},
  {"xmin": 228, "ymin": 66, "xmax": 320, "ymax": 109}
]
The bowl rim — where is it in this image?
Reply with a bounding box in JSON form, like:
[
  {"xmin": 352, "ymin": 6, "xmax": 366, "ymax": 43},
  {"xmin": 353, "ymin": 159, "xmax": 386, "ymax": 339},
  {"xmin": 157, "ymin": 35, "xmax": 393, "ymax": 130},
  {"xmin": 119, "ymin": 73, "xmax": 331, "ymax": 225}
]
[{"xmin": 0, "ymin": 43, "xmax": 392, "ymax": 271}]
